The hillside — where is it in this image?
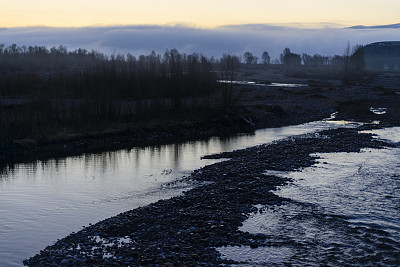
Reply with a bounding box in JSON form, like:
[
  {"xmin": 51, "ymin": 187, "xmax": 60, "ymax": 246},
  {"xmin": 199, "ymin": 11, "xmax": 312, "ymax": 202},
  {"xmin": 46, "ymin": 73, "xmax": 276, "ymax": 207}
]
[{"xmin": 363, "ymin": 41, "xmax": 400, "ymax": 70}]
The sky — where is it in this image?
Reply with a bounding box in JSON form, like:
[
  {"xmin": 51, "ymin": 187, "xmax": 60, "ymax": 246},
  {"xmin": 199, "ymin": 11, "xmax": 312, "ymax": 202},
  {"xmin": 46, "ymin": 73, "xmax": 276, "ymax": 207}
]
[
  {"xmin": 0, "ymin": 1, "xmax": 399, "ymax": 59},
  {"xmin": 1, "ymin": 0, "xmax": 400, "ymax": 28}
]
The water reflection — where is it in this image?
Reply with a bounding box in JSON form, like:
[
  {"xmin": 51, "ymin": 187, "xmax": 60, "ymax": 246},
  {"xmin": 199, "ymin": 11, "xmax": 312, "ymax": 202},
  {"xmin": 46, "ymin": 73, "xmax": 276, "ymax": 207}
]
[
  {"xmin": 0, "ymin": 119, "xmax": 352, "ymax": 266},
  {"xmin": 217, "ymin": 80, "xmax": 307, "ymax": 88},
  {"xmin": 0, "ymin": 134, "xmax": 259, "ymax": 180}
]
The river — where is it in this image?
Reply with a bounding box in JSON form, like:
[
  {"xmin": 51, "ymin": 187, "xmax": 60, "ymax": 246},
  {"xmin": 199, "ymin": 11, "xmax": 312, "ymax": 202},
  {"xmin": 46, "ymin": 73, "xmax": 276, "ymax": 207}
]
[{"xmin": 0, "ymin": 118, "xmax": 372, "ymax": 266}]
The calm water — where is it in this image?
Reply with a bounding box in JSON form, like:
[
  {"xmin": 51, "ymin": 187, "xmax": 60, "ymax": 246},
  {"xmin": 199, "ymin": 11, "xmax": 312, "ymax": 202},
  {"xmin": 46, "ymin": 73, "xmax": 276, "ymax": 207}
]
[
  {"xmin": 218, "ymin": 127, "xmax": 400, "ymax": 266},
  {"xmin": 0, "ymin": 119, "xmax": 346, "ymax": 266}
]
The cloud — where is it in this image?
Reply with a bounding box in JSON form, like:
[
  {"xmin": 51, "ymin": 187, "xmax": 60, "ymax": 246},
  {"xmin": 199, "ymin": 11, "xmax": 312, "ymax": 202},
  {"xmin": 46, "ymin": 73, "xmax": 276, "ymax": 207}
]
[
  {"xmin": 0, "ymin": 24, "xmax": 399, "ymax": 60},
  {"xmin": 349, "ymin": 23, "xmax": 400, "ymax": 29}
]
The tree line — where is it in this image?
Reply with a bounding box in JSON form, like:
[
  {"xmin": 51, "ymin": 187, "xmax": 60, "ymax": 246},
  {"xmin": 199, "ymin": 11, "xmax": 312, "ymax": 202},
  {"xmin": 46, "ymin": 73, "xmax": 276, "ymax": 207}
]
[
  {"xmin": 242, "ymin": 45, "xmax": 366, "ymax": 83},
  {"xmin": 0, "ymin": 43, "xmax": 365, "ymax": 146},
  {"xmin": 0, "ymin": 45, "xmax": 226, "ymax": 146},
  {"xmin": 0, "ymin": 45, "xmax": 218, "ymax": 99},
  {"xmin": 242, "ymin": 45, "xmax": 365, "ymax": 70}
]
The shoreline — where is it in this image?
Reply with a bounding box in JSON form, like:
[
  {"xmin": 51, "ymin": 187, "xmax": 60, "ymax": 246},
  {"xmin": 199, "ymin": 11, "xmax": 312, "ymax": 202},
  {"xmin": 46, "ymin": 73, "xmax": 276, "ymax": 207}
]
[
  {"xmin": 24, "ymin": 122, "xmax": 397, "ymax": 266},
  {"xmin": 1, "ymin": 98, "xmax": 331, "ymax": 168}
]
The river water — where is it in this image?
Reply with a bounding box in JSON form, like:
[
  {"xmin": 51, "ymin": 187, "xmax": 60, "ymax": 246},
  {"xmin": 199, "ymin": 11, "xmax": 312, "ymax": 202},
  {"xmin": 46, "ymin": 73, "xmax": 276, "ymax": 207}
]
[{"xmin": 218, "ymin": 127, "xmax": 400, "ymax": 266}]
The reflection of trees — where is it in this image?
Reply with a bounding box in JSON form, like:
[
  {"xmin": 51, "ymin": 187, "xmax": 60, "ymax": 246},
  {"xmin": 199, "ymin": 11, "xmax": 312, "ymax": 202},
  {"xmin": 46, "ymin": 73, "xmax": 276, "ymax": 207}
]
[
  {"xmin": 0, "ymin": 165, "xmax": 13, "ymax": 180},
  {"xmin": 0, "ymin": 159, "xmax": 41, "ymax": 181},
  {"xmin": 217, "ymin": 132, "xmax": 255, "ymax": 152},
  {"xmin": 0, "ymin": 125, "xmax": 261, "ymax": 187}
]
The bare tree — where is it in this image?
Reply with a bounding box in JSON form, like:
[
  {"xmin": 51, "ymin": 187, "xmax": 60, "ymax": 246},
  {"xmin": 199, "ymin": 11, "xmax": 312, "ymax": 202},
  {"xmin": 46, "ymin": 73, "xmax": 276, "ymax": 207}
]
[
  {"xmin": 262, "ymin": 51, "xmax": 270, "ymax": 65},
  {"xmin": 280, "ymin": 48, "xmax": 291, "ymax": 64},
  {"xmin": 283, "ymin": 53, "xmax": 301, "ymax": 67},
  {"xmin": 342, "ymin": 42, "xmax": 365, "ymax": 84},
  {"xmin": 243, "ymin": 52, "xmax": 255, "ymax": 65},
  {"xmin": 220, "ymin": 54, "xmax": 240, "ymax": 108}
]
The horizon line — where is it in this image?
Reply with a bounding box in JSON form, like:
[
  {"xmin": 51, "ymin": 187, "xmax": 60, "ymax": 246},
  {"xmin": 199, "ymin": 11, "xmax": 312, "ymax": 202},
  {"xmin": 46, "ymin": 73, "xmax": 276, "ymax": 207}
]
[{"xmin": 2, "ymin": 22, "xmax": 399, "ymax": 30}]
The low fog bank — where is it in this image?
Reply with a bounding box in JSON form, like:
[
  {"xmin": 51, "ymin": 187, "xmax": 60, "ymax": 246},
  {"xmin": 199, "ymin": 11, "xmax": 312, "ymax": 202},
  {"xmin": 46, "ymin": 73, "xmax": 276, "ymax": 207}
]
[{"xmin": 0, "ymin": 24, "xmax": 399, "ymax": 60}]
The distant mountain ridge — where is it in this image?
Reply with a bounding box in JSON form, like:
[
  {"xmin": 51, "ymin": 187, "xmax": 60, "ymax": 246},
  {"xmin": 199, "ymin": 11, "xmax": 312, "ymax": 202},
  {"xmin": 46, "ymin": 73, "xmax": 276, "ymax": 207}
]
[
  {"xmin": 363, "ymin": 41, "xmax": 400, "ymax": 70},
  {"xmin": 363, "ymin": 41, "xmax": 400, "ymax": 56},
  {"xmin": 349, "ymin": 23, "xmax": 400, "ymax": 29}
]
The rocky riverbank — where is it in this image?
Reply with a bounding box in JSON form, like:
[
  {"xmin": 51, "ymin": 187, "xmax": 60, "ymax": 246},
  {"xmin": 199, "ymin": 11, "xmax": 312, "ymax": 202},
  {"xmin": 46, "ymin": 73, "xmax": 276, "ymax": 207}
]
[{"xmin": 24, "ymin": 123, "xmax": 396, "ymax": 266}]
